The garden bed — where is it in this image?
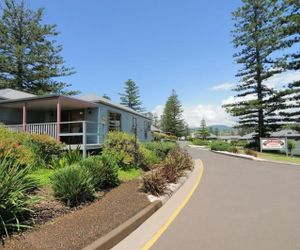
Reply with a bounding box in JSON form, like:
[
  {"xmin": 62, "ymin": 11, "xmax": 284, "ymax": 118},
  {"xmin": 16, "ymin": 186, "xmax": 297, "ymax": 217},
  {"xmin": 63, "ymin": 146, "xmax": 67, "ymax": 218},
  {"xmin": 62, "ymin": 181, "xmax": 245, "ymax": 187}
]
[{"xmin": 0, "ymin": 179, "xmax": 150, "ymax": 250}]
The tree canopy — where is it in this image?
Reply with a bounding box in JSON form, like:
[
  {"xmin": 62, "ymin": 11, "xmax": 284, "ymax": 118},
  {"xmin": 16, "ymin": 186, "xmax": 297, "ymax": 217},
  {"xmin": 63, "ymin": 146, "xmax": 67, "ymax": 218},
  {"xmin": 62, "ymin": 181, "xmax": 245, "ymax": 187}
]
[
  {"xmin": 0, "ymin": 0, "xmax": 77, "ymax": 95},
  {"xmin": 196, "ymin": 118, "xmax": 210, "ymax": 139},
  {"xmin": 224, "ymin": 0, "xmax": 287, "ymax": 138},
  {"xmin": 119, "ymin": 79, "xmax": 144, "ymax": 112},
  {"xmin": 160, "ymin": 90, "xmax": 185, "ymax": 137}
]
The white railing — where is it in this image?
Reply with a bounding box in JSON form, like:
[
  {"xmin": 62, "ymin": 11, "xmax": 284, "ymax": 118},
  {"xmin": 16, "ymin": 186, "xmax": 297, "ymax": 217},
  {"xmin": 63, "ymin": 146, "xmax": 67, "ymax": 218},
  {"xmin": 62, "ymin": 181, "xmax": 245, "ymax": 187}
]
[
  {"xmin": 4, "ymin": 124, "xmax": 23, "ymax": 133},
  {"xmin": 27, "ymin": 122, "xmax": 57, "ymax": 138},
  {"xmin": 3, "ymin": 121, "xmax": 100, "ymax": 157},
  {"xmin": 4, "ymin": 123, "xmax": 57, "ymax": 138}
]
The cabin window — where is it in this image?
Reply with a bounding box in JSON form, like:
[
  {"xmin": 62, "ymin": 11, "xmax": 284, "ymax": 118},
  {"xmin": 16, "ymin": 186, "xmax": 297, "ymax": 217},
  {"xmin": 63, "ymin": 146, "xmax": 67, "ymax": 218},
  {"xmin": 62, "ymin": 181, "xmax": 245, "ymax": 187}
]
[{"xmin": 108, "ymin": 112, "xmax": 121, "ymax": 131}]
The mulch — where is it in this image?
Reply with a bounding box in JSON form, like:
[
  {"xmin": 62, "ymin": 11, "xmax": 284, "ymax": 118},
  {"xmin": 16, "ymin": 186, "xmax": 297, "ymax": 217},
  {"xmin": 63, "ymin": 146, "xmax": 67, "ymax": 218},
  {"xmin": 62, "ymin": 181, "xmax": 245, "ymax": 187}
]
[{"xmin": 1, "ymin": 180, "xmax": 150, "ymax": 250}]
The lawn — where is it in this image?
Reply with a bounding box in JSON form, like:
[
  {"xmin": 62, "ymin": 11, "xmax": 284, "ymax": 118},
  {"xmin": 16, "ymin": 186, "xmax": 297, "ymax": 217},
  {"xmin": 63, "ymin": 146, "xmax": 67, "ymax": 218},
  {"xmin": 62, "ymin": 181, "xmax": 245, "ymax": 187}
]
[
  {"xmin": 118, "ymin": 168, "xmax": 142, "ymax": 181},
  {"xmin": 29, "ymin": 167, "xmax": 142, "ymax": 187},
  {"xmin": 257, "ymin": 152, "xmax": 300, "ymax": 164},
  {"xmin": 29, "ymin": 168, "xmax": 54, "ymax": 187}
]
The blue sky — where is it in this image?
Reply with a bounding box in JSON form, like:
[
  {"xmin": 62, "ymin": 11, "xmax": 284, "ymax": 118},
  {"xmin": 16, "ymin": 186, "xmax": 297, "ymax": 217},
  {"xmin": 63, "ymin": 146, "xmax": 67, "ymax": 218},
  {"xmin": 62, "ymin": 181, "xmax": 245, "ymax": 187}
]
[
  {"xmin": 27, "ymin": 0, "xmax": 241, "ymax": 126},
  {"xmin": 26, "ymin": 1, "xmax": 300, "ymax": 126}
]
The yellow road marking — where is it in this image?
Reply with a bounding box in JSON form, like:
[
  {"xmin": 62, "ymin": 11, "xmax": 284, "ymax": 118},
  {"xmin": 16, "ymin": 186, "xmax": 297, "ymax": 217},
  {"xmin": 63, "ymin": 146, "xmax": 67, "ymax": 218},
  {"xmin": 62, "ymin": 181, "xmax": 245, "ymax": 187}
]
[{"xmin": 142, "ymin": 160, "xmax": 204, "ymax": 250}]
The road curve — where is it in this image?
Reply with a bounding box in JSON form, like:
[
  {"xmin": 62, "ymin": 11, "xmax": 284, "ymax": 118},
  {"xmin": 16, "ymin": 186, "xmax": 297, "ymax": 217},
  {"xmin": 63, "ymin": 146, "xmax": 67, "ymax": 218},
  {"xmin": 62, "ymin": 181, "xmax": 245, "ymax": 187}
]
[{"xmin": 151, "ymin": 144, "xmax": 300, "ymax": 250}]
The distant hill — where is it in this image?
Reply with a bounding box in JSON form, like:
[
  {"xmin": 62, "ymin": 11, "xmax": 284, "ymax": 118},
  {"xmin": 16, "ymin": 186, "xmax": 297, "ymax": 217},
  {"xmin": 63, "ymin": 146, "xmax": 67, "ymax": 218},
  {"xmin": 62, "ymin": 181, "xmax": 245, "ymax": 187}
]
[
  {"xmin": 190, "ymin": 125, "xmax": 233, "ymax": 132},
  {"xmin": 208, "ymin": 125, "xmax": 233, "ymax": 131}
]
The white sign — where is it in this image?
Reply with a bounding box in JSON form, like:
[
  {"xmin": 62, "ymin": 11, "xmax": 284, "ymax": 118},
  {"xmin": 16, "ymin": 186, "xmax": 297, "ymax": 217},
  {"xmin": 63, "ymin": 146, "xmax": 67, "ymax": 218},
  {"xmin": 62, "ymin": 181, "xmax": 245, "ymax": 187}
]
[{"xmin": 260, "ymin": 138, "xmax": 287, "ymax": 150}]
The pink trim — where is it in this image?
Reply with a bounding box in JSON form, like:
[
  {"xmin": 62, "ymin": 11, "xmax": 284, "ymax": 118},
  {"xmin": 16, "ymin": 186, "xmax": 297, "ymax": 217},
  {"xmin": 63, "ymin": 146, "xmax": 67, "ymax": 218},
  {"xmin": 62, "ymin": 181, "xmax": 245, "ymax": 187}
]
[
  {"xmin": 22, "ymin": 103, "xmax": 27, "ymax": 132},
  {"xmin": 56, "ymin": 97, "xmax": 61, "ymax": 141}
]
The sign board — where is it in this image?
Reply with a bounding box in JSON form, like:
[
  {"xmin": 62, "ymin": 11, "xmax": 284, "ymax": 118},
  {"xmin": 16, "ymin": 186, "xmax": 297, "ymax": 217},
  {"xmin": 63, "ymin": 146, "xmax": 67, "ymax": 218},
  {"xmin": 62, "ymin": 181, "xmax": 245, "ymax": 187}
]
[{"xmin": 260, "ymin": 138, "xmax": 287, "ymax": 151}]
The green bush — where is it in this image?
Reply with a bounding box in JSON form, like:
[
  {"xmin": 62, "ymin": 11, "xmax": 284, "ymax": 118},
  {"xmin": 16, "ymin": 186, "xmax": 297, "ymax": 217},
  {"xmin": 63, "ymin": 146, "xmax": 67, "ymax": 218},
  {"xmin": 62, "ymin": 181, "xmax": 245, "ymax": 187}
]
[
  {"xmin": 0, "ymin": 127, "xmax": 35, "ymax": 166},
  {"xmin": 288, "ymin": 140, "xmax": 297, "ymax": 156},
  {"xmin": 230, "ymin": 140, "xmax": 248, "ymax": 147},
  {"xmin": 0, "ymin": 127, "xmax": 62, "ymax": 168},
  {"xmin": 51, "ymin": 165, "xmax": 95, "ymax": 207},
  {"xmin": 143, "ymin": 142, "xmax": 176, "ymax": 160},
  {"xmin": 192, "ymin": 139, "xmax": 211, "ymax": 146},
  {"xmin": 245, "ymin": 141, "xmax": 258, "ymax": 150},
  {"xmin": 51, "ymin": 146, "xmax": 82, "ymax": 169},
  {"xmin": 210, "ymin": 141, "xmax": 231, "ymax": 152},
  {"xmin": 102, "ymin": 132, "xmax": 143, "ymax": 170},
  {"xmin": 139, "ymin": 145, "xmax": 161, "ymax": 167},
  {"xmin": 152, "ymin": 132, "xmax": 176, "ymax": 142},
  {"xmin": 27, "ymin": 134, "xmax": 62, "ymax": 167},
  {"xmin": 0, "ymin": 157, "xmax": 37, "ymax": 236},
  {"xmin": 80, "ymin": 154, "xmax": 120, "ymax": 190}
]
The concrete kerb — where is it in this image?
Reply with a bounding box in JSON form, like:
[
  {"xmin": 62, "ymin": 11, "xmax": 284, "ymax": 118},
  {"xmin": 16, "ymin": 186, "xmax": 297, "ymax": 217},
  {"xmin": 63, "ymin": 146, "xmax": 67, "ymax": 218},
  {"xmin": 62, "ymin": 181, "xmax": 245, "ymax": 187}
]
[
  {"xmin": 81, "ymin": 160, "xmax": 198, "ymax": 250},
  {"xmin": 81, "ymin": 201, "xmax": 162, "ymax": 250}
]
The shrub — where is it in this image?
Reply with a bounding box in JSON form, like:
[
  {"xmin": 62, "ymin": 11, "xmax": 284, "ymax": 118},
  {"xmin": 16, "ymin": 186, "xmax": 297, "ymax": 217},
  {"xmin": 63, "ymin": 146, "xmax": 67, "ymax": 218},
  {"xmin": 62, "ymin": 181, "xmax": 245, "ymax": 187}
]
[
  {"xmin": 0, "ymin": 127, "xmax": 35, "ymax": 167},
  {"xmin": 245, "ymin": 141, "xmax": 258, "ymax": 150},
  {"xmin": 210, "ymin": 141, "xmax": 231, "ymax": 152},
  {"xmin": 152, "ymin": 132, "xmax": 177, "ymax": 142},
  {"xmin": 288, "ymin": 139, "xmax": 297, "ymax": 156},
  {"xmin": 27, "ymin": 134, "xmax": 62, "ymax": 167},
  {"xmin": 230, "ymin": 140, "xmax": 248, "ymax": 147},
  {"xmin": 80, "ymin": 154, "xmax": 120, "ymax": 190},
  {"xmin": 143, "ymin": 142, "xmax": 176, "ymax": 161},
  {"xmin": 229, "ymin": 147, "xmax": 239, "ymax": 154},
  {"xmin": 245, "ymin": 149, "xmax": 258, "ymax": 157},
  {"xmin": 142, "ymin": 169, "xmax": 167, "ymax": 196},
  {"xmin": 0, "ymin": 157, "xmax": 37, "ymax": 236},
  {"xmin": 102, "ymin": 132, "xmax": 143, "ymax": 170},
  {"xmin": 162, "ymin": 146, "xmax": 194, "ymax": 183},
  {"xmin": 192, "ymin": 139, "xmax": 211, "ymax": 146},
  {"xmin": 139, "ymin": 145, "xmax": 160, "ymax": 167},
  {"xmin": 0, "ymin": 127, "xmax": 62, "ymax": 168},
  {"xmin": 51, "ymin": 165, "xmax": 95, "ymax": 207}
]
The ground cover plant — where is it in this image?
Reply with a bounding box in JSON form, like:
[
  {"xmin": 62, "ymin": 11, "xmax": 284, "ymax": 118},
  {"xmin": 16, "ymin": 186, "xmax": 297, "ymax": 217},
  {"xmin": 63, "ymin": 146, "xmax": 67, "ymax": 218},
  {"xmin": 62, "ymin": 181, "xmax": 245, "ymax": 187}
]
[
  {"xmin": 210, "ymin": 141, "xmax": 232, "ymax": 152},
  {"xmin": 143, "ymin": 141, "xmax": 175, "ymax": 161},
  {"xmin": 0, "ymin": 157, "xmax": 37, "ymax": 237},
  {"xmin": 192, "ymin": 139, "xmax": 211, "ymax": 146}
]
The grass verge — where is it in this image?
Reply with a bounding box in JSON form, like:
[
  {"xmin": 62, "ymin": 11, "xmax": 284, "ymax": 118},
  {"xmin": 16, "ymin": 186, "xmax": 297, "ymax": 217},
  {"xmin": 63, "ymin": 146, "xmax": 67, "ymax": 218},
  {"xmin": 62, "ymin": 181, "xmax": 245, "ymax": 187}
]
[
  {"xmin": 118, "ymin": 168, "xmax": 142, "ymax": 181},
  {"xmin": 28, "ymin": 169, "xmax": 54, "ymax": 187},
  {"xmin": 257, "ymin": 152, "xmax": 300, "ymax": 164}
]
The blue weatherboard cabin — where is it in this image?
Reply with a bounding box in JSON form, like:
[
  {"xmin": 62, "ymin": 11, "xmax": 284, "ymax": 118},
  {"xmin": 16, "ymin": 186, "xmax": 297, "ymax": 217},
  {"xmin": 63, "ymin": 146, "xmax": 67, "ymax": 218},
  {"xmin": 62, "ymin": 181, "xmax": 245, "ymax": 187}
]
[{"xmin": 0, "ymin": 89, "xmax": 152, "ymax": 156}]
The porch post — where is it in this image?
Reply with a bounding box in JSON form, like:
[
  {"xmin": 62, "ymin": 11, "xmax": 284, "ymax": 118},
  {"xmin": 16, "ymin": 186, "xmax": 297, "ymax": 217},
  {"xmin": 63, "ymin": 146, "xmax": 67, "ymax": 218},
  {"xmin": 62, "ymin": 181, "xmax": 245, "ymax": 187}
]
[
  {"xmin": 22, "ymin": 102, "xmax": 27, "ymax": 132},
  {"xmin": 56, "ymin": 97, "xmax": 61, "ymax": 141}
]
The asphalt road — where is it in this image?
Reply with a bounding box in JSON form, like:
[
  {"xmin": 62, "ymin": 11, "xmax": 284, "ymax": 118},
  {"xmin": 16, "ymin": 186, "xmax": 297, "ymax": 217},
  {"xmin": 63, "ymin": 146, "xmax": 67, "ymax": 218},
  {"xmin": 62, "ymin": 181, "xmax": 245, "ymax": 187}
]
[{"xmin": 151, "ymin": 144, "xmax": 300, "ymax": 250}]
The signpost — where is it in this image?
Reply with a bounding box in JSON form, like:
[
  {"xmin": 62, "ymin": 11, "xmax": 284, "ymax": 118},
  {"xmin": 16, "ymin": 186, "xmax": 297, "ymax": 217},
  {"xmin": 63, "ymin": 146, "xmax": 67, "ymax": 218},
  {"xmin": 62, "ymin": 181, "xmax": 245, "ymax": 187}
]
[{"xmin": 260, "ymin": 137, "xmax": 288, "ymax": 156}]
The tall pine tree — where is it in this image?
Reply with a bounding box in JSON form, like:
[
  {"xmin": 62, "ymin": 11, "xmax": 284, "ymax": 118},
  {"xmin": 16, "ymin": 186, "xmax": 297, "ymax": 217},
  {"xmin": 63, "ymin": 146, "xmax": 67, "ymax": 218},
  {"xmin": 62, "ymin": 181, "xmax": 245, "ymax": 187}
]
[
  {"xmin": 119, "ymin": 79, "xmax": 144, "ymax": 112},
  {"xmin": 224, "ymin": 0, "xmax": 286, "ymax": 139},
  {"xmin": 0, "ymin": 0, "xmax": 76, "ymax": 95},
  {"xmin": 160, "ymin": 90, "xmax": 185, "ymax": 137},
  {"xmin": 196, "ymin": 118, "xmax": 210, "ymax": 139},
  {"xmin": 279, "ymin": 0, "xmax": 300, "ymax": 125}
]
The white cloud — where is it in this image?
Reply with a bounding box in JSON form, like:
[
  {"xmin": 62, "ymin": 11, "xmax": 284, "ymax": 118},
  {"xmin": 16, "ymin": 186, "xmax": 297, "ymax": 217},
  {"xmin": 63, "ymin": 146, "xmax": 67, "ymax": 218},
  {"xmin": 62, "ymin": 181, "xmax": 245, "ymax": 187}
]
[
  {"xmin": 152, "ymin": 104, "xmax": 236, "ymax": 127},
  {"xmin": 211, "ymin": 82, "xmax": 235, "ymax": 91},
  {"xmin": 222, "ymin": 94, "xmax": 256, "ymax": 105},
  {"xmin": 264, "ymin": 71, "xmax": 300, "ymax": 89}
]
